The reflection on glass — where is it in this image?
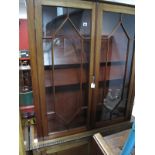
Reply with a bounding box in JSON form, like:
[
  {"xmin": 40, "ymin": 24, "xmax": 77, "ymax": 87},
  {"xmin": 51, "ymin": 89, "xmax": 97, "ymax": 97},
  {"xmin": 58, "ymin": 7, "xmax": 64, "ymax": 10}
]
[
  {"xmin": 53, "ymin": 20, "xmax": 82, "ymax": 65},
  {"xmin": 57, "ymin": 7, "xmax": 63, "ymax": 16},
  {"xmin": 103, "ymin": 88, "xmax": 122, "ymax": 111},
  {"xmin": 43, "ymin": 39, "xmax": 52, "ymax": 66},
  {"xmin": 42, "ymin": 6, "xmax": 91, "ymax": 133},
  {"xmin": 96, "ymin": 12, "xmax": 135, "ymax": 122}
]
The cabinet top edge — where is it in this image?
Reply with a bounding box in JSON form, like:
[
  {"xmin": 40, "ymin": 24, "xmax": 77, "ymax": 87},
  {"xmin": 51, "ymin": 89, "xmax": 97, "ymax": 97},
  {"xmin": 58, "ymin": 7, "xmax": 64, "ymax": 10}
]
[{"xmin": 101, "ymin": 0, "xmax": 135, "ymax": 7}]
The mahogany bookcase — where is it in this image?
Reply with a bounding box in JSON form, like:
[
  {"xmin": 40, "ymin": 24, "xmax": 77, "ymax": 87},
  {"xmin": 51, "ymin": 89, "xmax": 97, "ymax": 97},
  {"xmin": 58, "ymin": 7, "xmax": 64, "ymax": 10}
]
[{"xmin": 26, "ymin": 0, "xmax": 135, "ymax": 141}]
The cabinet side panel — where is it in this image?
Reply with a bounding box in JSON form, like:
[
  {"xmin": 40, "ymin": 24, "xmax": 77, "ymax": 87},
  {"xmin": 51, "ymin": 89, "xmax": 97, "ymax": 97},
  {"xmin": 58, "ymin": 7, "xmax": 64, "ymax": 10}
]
[{"xmin": 26, "ymin": 0, "xmax": 43, "ymax": 137}]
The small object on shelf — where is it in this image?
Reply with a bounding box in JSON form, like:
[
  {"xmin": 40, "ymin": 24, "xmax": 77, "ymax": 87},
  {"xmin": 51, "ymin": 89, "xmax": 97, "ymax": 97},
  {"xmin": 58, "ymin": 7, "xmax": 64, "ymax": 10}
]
[
  {"xmin": 19, "ymin": 50, "xmax": 30, "ymax": 58},
  {"xmin": 22, "ymin": 111, "xmax": 35, "ymax": 120},
  {"xmin": 19, "ymin": 59, "xmax": 32, "ymax": 92},
  {"xmin": 19, "ymin": 60, "xmax": 31, "ymax": 70},
  {"xmin": 19, "ymin": 90, "xmax": 33, "ymax": 106},
  {"xmin": 103, "ymin": 88, "xmax": 122, "ymax": 111},
  {"xmin": 19, "ymin": 65, "xmax": 31, "ymax": 70}
]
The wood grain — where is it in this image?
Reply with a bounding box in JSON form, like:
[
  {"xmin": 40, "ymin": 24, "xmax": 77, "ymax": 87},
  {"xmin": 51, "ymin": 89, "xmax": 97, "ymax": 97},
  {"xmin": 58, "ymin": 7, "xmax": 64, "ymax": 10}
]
[
  {"xmin": 34, "ymin": 0, "xmax": 48, "ymax": 136},
  {"xmin": 93, "ymin": 133, "xmax": 115, "ymax": 155},
  {"xmin": 27, "ymin": 0, "xmax": 135, "ymax": 139},
  {"xmin": 26, "ymin": 0, "xmax": 43, "ymax": 137},
  {"xmin": 101, "ymin": 3, "xmax": 135, "ymax": 15}
]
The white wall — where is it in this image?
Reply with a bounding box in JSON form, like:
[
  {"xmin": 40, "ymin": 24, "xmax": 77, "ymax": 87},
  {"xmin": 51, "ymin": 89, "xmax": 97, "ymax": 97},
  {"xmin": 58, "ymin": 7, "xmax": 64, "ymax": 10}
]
[
  {"xmin": 19, "ymin": 0, "xmax": 27, "ymax": 19},
  {"xmin": 103, "ymin": 0, "xmax": 135, "ymax": 5}
]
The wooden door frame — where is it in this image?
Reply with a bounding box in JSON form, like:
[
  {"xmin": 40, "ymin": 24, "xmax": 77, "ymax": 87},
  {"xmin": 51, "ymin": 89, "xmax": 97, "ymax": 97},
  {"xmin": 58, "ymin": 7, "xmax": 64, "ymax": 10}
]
[
  {"xmin": 26, "ymin": 0, "xmax": 135, "ymax": 138},
  {"xmin": 26, "ymin": 0, "xmax": 43, "ymax": 137},
  {"xmin": 91, "ymin": 2, "xmax": 135, "ymax": 127},
  {"xmin": 27, "ymin": 0, "xmax": 96, "ymax": 138}
]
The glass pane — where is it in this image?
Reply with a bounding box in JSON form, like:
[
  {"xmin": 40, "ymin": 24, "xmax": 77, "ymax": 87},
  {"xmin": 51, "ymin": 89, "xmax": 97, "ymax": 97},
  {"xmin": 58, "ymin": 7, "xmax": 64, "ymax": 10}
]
[
  {"xmin": 53, "ymin": 20, "xmax": 82, "ymax": 65},
  {"xmin": 96, "ymin": 12, "xmax": 135, "ymax": 122},
  {"xmin": 42, "ymin": 6, "xmax": 68, "ymax": 37},
  {"xmin": 42, "ymin": 6, "xmax": 91, "ymax": 133},
  {"xmin": 69, "ymin": 8, "xmax": 91, "ymax": 36}
]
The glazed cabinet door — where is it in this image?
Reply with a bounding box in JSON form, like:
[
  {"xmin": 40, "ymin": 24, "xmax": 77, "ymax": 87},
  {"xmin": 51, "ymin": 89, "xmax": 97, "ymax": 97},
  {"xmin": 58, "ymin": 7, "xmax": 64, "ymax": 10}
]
[
  {"xmin": 93, "ymin": 4, "xmax": 135, "ymax": 127},
  {"xmin": 34, "ymin": 0, "xmax": 95, "ymax": 137}
]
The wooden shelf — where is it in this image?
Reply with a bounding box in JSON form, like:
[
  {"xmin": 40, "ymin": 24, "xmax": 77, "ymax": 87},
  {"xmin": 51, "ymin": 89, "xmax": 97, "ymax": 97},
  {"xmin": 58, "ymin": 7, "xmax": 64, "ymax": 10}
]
[
  {"xmin": 44, "ymin": 63, "xmax": 89, "ymax": 70},
  {"xmin": 45, "ymin": 79, "xmax": 123, "ymax": 93},
  {"xmin": 99, "ymin": 65, "xmax": 125, "ymax": 81},
  {"xmin": 100, "ymin": 61, "xmax": 125, "ymax": 66},
  {"xmin": 45, "ymin": 68, "xmax": 88, "ymax": 87},
  {"xmin": 45, "ymin": 83, "xmax": 88, "ymax": 92},
  {"xmin": 44, "ymin": 61, "xmax": 125, "ymax": 71},
  {"xmin": 99, "ymin": 79, "xmax": 123, "ymax": 87},
  {"xmin": 44, "ymin": 64, "xmax": 124, "ymax": 88},
  {"xmin": 42, "ymin": 35, "xmax": 91, "ymax": 40}
]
